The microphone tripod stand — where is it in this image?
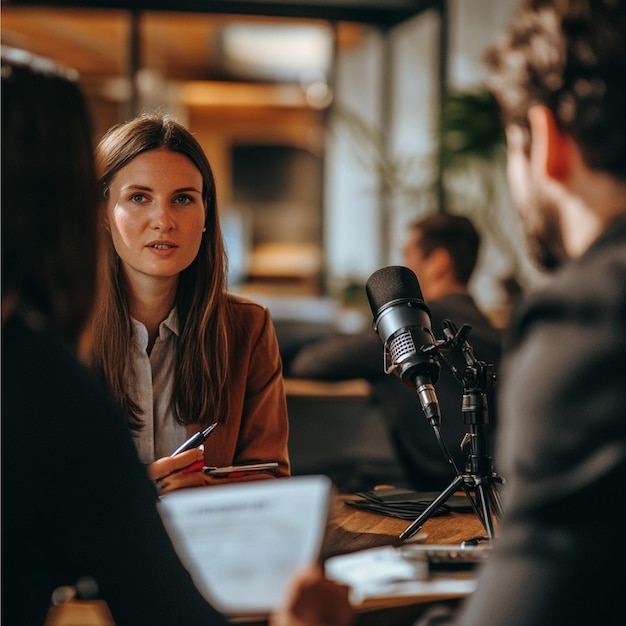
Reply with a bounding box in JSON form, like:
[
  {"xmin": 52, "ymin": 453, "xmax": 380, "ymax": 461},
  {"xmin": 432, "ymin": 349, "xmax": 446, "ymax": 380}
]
[{"xmin": 399, "ymin": 322, "xmax": 504, "ymax": 542}]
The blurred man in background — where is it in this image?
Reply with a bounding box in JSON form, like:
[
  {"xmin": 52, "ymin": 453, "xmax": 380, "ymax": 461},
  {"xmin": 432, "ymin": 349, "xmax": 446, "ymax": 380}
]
[{"xmin": 289, "ymin": 212, "xmax": 503, "ymax": 491}]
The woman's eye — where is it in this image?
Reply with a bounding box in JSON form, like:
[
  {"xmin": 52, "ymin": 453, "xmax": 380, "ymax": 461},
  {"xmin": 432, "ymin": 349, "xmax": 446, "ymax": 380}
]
[
  {"xmin": 130, "ymin": 193, "xmax": 146, "ymax": 203},
  {"xmin": 174, "ymin": 194, "xmax": 193, "ymax": 205}
]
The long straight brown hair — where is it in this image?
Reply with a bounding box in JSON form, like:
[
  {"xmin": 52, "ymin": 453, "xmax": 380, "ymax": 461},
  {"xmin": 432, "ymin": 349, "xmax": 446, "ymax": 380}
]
[
  {"xmin": 90, "ymin": 113, "xmax": 231, "ymax": 429},
  {"xmin": 2, "ymin": 47, "xmax": 98, "ymax": 349}
]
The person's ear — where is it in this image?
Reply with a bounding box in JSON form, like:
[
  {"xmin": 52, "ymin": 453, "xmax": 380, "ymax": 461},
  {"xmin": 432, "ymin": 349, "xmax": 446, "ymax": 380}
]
[
  {"xmin": 100, "ymin": 205, "xmax": 110, "ymax": 233},
  {"xmin": 100, "ymin": 183, "xmax": 111, "ymax": 232},
  {"xmin": 527, "ymin": 105, "xmax": 570, "ymax": 181}
]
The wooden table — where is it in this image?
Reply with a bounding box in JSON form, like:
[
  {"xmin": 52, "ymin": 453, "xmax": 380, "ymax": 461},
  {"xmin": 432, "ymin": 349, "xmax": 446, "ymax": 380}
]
[
  {"xmin": 47, "ymin": 491, "xmax": 490, "ymax": 626},
  {"xmin": 323, "ymin": 493, "xmax": 488, "ymax": 559},
  {"xmin": 313, "ymin": 493, "xmax": 490, "ymax": 626}
]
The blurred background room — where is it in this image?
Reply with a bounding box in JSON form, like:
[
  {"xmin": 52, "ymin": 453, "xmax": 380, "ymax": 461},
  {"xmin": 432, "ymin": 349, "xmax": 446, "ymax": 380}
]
[{"xmin": 2, "ymin": 0, "xmax": 542, "ymax": 492}]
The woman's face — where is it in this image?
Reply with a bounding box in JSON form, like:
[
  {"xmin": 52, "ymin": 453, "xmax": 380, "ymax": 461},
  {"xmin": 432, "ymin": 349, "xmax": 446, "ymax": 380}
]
[{"xmin": 105, "ymin": 148, "xmax": 206, "ymax": 286}]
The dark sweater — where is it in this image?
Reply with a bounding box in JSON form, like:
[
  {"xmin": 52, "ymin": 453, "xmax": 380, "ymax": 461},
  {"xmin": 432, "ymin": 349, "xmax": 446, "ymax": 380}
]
[{"xmin": 1, "ymin": 313, "xmax": 228, "ymax": 626}]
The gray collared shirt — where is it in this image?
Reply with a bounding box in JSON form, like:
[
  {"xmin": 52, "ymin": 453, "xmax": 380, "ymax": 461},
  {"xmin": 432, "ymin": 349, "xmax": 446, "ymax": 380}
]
[{"xmin": 130, "ymin": 308, "xmax": 188, "ymax": 463}]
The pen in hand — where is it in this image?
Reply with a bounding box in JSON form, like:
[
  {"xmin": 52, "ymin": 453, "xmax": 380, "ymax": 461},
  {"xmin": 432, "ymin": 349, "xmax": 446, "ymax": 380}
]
[{"xmin": 170, "ymin": 422, "xmax": 217, "ymax": 457}]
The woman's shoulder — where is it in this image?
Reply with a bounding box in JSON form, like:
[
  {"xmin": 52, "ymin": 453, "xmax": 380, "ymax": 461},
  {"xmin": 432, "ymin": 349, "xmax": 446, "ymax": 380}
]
[
  {"xmin": 225, "ymin": 293, "xmax": 273, "ymax": 333},
  {"xmin": 226, "ymin": 292, "xmax": 270, "ymax": 314},
  {"xmin": 226, "ymin": 292, "xmax": 267, "ymax": 306}
]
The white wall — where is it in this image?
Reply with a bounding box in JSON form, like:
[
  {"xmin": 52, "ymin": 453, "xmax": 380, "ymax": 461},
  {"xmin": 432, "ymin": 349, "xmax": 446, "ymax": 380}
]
[
  {"xmin": 324, "ymin": 0, "xmax": 532, "ymax": 312},
  {"xmin": 324, "ymin": 10, "xmax": 440, "ymax": 292}
]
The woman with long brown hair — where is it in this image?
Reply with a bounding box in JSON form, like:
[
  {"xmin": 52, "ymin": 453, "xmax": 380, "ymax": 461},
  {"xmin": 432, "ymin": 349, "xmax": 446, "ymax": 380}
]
[
  {"xmin": 2, "ymin": 46, "xmax": 351, "ymax": 626},
  {"xmin": 91, "ymin": 113, "xmax": 290, "ymax": 492}
]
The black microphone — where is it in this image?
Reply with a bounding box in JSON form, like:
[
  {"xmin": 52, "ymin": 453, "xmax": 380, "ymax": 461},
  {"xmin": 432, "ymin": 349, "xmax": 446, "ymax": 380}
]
[{"xmin": 366, "ymin": 265, "xmax": 441, "ymax": 424}]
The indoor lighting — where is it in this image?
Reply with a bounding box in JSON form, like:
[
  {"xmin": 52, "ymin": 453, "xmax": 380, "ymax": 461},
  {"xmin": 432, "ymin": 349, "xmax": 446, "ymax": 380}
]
[{"xmin": 217, "ymin": 21, "xmax": 333, "ymax": 83}]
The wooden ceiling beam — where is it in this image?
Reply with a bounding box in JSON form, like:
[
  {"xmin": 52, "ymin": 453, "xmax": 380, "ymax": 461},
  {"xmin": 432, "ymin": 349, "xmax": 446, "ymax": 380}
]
[{"xmin": 4, "ymin": 0, "xmax": 442, "ymax": 28}]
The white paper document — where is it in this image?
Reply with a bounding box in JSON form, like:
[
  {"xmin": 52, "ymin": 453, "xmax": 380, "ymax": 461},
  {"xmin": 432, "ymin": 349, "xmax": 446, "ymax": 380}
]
[
  {"xmin": 325, "ymin": 546, "xmax": 478, "ymax": 606},
  {"xmin": 158, "ymin": 475, "xmax": 333, "ymax": 616}
]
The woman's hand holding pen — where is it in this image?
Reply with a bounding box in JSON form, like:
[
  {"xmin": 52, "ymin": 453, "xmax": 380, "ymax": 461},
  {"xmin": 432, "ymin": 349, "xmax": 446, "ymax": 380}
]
[{"xmin": 148, "ymin": 446, "xmax": 208, "ymax": 495}]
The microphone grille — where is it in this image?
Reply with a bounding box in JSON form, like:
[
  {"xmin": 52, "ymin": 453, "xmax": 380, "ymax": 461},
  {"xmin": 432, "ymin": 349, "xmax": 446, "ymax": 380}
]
[
  {"xmin": 388, "ymin": 329, "xmax": 417, "ymax": 363},
  {"xmin": 366, "ymin": 265, "xmax": 425, "ymax": 315}
]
